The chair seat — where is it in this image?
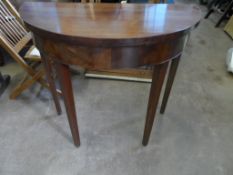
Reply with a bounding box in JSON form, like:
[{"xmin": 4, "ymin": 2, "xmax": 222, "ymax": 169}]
[{"xmin": 24, "ymin": 45, "xmax": 41, "ymax": 61}]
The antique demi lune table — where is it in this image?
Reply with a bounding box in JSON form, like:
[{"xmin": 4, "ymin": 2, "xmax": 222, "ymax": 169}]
[{"xmin": 20, "ymin": 3, "xmax": 201, "ymax": 147}]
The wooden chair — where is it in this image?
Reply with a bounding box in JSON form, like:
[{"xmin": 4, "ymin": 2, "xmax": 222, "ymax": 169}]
[{"xmin": 0, "ymin": 0, "xmax": 61, "ymax": 114}]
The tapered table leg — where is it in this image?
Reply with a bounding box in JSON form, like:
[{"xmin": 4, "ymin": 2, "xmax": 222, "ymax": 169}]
[
  {"xmin": 142, "ymin": 62, "xmax": 169, "ymax": 146},
  {"xmin": 56, "ymin": 63, "xmax": 80, "ymax": 147},
  {"xmin": 160, "ymin": 56, "xmax": 181, "ymax": 114},
  {"xmin": 41, "ymin": 55, "xmax": 62, "ymax": 115}
]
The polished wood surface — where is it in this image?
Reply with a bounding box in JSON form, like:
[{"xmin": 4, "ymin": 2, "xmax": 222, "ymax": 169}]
[
  {"xmin": 20, "ymin": 3, "xmax": 201, "ymax": 45},
  {"xmin": 19, "ymin": 3, "xmax": 201, "ymax": 147}
]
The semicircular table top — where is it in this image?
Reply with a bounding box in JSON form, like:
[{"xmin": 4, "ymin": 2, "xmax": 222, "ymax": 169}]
[{"xmin": 19, "ymin": 3, "xmax": 202, "ymax": 42}]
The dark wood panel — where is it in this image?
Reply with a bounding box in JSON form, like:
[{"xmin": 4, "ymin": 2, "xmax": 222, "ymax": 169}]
[{"xmin": 34, "ymin": 34, "xmax": 187, "ymax": 69}]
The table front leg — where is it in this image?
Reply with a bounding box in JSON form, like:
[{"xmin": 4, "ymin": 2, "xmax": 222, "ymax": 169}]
[
  {"xmin": 56, "ymin": 62, "xmax": 80, "ymax": 147},
  {"xmin": 142, "ymin": 62, "xmax": 168, "ymax": 146},
  {"xmin": 160, "ymin": 55, "xmax": 181, "ymax": 114}
]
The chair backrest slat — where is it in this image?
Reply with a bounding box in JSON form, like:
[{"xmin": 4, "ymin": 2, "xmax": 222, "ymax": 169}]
[
  {"xmin": 0, "ymin": 29, "xmax": 15, "ymax": 46},
  {"xmin": 0, "ymin": 1, "xmax": 26, "ymax": 35},
  {"xmin": 14, "ymin": 32, "xmax": 32, "ymax": 53},
  {"xmin": 0, "ymin": 11, "xmax": 24, "ymax": 40},
  {"xmin": 0, "ymin": 0, "xmax": 28, "ymax": 49},
  {"xmin": 0, "ymin": 5, "xmax": 21, "ymax": 43},
  {"xmin": 0, "ymin": 17, "xmax": 19, "ymax": 45},
  {"xmin": 0, "ymin": 3, "xmax": 25, "ymax": 37},
  {"xmin": 2, "ymin": 0, "xmax": 25, "ymax": 27}
]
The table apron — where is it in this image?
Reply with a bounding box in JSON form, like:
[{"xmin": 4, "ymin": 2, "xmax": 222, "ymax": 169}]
[{"xmin": 34, "ymin": 34, "xmax": 188, "ymax": 69}]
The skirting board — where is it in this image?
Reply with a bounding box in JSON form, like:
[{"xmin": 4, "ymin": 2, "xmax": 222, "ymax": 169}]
[{"xmin": 85, "ymin": 69, "xmax": 153, "ymax": 83}]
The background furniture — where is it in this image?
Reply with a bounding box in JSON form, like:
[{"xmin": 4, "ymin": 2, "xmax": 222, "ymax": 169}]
[
  {"xmin": 205, "ymin": 0, "xmax": 233, "ymax": 27},
  {"xmin": 20, "ymin": 2, "xmax": 201, "ymax": 147},
  {"xmin": 0, "ymin": 0, "xmax": 61, "ymax": 114}
]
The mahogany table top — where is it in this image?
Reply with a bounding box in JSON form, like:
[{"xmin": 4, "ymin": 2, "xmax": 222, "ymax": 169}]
[{"xmin": 20, "ymin": 3, "xmax": 202, "ymax": 46}]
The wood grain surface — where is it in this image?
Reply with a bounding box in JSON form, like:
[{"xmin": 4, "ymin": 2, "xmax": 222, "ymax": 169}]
[{"xmin": 20, "ymin": 3, "xmax": 201, "ymax": 45}]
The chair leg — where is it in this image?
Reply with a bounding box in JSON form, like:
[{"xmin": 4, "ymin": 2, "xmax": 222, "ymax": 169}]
[
  {"xmin": 205, "ymin": 0, "xmax": 224, "ymax": 18},
  {"xmin": 160, "ymin": 56, "xmax": 181, "ymax": 114},
  {"xmin": 10, "ymin": 69, "xmax": 45, "ymax": 99},
  {"xmin": 205, "ymin": 0, "xmax": 218, "ymax": 18},
  {"xmin": 40, "ymin": 55, "xmax": 62, "ymax": 115},
  {"xmin": 0, "ymin": 72, "xmax": 10, "ymax": 97},
  {"xmin": 0, "ymin": 49, "xmax": 5, "ymax": 66},
  {"xmin": 205, "ymin": 9, "xmax": 214, "ymax": 18}
]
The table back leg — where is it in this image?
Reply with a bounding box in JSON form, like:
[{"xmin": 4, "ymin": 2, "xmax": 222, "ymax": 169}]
[
  {"xmin": 160, "ymin": 55, "xmax": 181, "ymax": 114},
  {"xmin": 56, "ymin": 63, "xmax": 81, "ymax": 147},
  {"xmin": 142, "ymin": 62, "xmax": 168, "ymax": 146},
  {"xmin": 41, "ymin": 55, "xmax": 62, "ymax": 115}
]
